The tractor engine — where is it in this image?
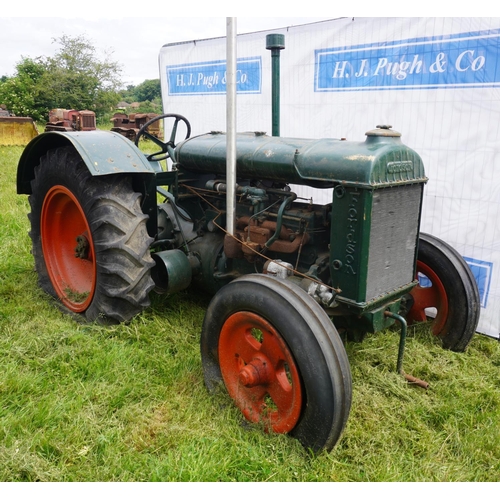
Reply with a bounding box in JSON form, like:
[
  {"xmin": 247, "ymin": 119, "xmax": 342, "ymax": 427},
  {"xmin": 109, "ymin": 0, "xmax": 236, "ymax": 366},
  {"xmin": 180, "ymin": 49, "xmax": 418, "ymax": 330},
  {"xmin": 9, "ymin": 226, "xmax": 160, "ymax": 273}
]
[{"xmin": 151, "ymin": 124, "xmax": 426, "ymax": 334}]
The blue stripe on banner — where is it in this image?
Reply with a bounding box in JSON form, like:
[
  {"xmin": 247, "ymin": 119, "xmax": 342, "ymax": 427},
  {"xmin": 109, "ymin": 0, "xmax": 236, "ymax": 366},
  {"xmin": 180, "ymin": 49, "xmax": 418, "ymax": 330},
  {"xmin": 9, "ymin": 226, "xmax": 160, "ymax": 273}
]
[
  {"xmin": 463, "ymin": 257, "xmax": 494, "ymax": 308},
  {"xmin": 418, "ymin": 257, "xmax": 494, "ymax": 308},
  {"xmin": 315, "ymin": 29, "xmax": 500, "ymax": 91},
  {"xmin": 166, "ymin": 57, "xmax": 262, "ymax": 95}
]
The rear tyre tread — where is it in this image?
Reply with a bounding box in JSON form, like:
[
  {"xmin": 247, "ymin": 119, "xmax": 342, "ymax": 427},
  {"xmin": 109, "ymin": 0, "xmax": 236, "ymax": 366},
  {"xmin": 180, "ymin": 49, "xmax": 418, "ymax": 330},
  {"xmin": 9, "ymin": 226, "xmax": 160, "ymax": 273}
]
[{"xmin": 29, "ymin": 146, "xmax": 155, "ymax": 324}]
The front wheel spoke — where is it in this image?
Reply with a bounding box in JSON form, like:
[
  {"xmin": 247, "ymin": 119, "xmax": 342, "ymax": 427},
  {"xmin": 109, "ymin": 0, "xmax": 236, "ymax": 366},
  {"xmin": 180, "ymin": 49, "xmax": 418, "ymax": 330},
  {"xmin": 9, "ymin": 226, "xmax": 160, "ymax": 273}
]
[
  {"xmin": 240, "ymin": 386, "xmax": 268, "ymax": 419},
  {"xmin": 267, "ymin": 378, "xmax": 293, "ymax": 413},
  {"xmin": 235, "ymin": 334, "xmax": 260, "ymax": 363},
  {"xmin": 408, "ymin": 307, "xmax": 427, "ymax": 323},
  {"xmin": 260, "ymin": 332, "xmax": 287, "ymax": 366},
  {"xmin": 412, "ymin": 284, "xmax": 441, "ymax": 310}
]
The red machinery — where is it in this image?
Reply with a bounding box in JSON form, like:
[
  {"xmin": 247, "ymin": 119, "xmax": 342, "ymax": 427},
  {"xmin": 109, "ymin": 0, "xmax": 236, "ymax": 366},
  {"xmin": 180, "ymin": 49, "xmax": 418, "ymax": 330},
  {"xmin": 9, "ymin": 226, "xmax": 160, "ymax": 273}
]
[
  {"xmin": 110, "ymin": 112, "xmax": 160, "ymax": 140},
  {"xmin": 45, "ymin": 109, "xmax": 96, "ymax": 132}
]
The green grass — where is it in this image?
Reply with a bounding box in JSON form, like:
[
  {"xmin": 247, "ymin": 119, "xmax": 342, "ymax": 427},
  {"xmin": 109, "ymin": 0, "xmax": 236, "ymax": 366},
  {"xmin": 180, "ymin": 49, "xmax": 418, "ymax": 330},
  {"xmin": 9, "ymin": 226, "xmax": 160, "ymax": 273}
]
[{"xmin": 1, "ymin": 140, "xmax": 500, "ymax": 481}]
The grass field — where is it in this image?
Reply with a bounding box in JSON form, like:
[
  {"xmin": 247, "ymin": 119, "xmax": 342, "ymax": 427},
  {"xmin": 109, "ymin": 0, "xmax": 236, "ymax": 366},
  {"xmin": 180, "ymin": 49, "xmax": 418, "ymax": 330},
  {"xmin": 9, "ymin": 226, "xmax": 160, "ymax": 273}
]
[{"xmin": 1, "ymin": 140, "xmax": 500, "ymax": 482}]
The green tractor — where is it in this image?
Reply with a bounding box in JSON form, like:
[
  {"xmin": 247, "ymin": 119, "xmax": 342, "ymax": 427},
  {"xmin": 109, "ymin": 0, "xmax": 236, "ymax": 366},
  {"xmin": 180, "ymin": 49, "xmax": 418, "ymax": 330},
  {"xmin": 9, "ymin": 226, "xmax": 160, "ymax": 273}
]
[{"xmin": 16, "ymin": 111, "xmax": 479, "ymax": 452}]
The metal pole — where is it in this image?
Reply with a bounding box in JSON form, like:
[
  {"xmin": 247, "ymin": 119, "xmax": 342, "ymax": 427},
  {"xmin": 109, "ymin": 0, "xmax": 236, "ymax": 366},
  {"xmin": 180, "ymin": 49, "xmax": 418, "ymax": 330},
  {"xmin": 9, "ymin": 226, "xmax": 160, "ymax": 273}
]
[{"xmin": 226, "ymin": 18, "xmax": 237, "ymax": 235}]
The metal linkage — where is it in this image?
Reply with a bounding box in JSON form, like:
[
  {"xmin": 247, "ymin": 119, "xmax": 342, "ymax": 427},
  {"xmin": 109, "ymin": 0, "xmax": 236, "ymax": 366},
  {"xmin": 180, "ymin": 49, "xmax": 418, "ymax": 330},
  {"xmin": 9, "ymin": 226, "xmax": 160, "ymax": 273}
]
[{"xmin": 384, "ymin": 311, "xmax": 429, "ymax": 389}]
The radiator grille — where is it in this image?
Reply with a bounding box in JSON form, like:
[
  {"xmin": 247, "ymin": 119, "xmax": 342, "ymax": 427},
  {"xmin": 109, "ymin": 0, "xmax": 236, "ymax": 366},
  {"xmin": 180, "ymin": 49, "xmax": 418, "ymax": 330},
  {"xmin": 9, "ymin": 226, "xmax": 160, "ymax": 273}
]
[
  {"xmin": 81, "ymin": 114, "xmax": 96, "ymax": 129},
  {"xmin": 365, "ymin": 184, "xmax": 422, "ymax": 302}
]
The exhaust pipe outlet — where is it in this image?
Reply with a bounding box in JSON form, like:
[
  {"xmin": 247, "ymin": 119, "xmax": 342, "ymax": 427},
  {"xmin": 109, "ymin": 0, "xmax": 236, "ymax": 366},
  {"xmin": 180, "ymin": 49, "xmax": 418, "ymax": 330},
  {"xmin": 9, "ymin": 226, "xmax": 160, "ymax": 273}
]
[{"xmin": 151, "ymin": 249, "xmax": 192, "ymax": 294}]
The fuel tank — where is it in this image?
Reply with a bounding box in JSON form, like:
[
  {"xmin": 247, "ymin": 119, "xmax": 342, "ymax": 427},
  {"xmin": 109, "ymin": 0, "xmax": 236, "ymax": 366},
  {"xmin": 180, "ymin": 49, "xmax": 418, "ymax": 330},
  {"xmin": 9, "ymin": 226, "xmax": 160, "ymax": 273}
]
[{"xmin": 174, "ymin": 126, "xmax": 426, "ymax": 188}]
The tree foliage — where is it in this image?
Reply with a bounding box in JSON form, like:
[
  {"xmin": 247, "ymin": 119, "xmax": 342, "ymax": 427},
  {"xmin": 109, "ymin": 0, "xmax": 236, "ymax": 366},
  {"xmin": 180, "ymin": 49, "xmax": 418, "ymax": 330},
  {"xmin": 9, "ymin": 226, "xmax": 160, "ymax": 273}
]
[
  {"xmin": 0, "ymin": 57, "xmax": 48, "ymax": 121},
  {"xmin": 0, "ymin": 34, "xmax": 123, "ymax": 121},
  {"xmin": 122, "ymin": 79, "xmax": 161, "ymax": 103}
]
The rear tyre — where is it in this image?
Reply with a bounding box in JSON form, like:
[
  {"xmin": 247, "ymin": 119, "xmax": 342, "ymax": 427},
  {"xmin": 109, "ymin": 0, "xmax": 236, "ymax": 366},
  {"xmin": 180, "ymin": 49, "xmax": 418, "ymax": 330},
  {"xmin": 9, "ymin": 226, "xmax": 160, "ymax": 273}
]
[
  {"xmin": 407, "ymin": 233, "xmax": 480, "ymax": 352},
  {"xmin": 201, "ymin": 274, "xmax": 352, "ymax": 452},
  {"xmin": 29, "ymin": 146, "xmax": 155, "ymax": 323}
]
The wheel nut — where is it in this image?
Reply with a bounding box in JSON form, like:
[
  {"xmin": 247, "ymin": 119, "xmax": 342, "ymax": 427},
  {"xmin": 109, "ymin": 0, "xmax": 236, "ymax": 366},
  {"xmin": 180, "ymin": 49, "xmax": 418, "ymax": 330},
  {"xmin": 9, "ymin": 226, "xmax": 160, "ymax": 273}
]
[
  {"xmin": 239, "ymin": 364, "xmax": 259, "ymax": 387},
  {"xmin": 239, "ymin": 357, "xmax": 270, "ymax": 387}
]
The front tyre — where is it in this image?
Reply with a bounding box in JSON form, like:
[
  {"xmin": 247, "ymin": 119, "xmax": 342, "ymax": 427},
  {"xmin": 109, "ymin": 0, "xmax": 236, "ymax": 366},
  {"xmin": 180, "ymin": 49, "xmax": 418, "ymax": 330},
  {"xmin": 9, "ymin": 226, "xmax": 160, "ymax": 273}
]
[
  {"xmin": 407, "ymin": 233, "xmax": 480, "ymax": 352},
  {"xmin": 201, "ymin": 274, "xmax": 352, "ymax": 453},
  {"xmin": 29, "ymin": 146, "xmax": 155, "ymax": 323}
]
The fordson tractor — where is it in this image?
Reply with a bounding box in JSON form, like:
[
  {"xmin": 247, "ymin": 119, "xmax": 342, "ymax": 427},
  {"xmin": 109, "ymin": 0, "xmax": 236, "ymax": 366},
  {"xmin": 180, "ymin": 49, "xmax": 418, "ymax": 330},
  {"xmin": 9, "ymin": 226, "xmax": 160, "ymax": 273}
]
[{"xmin": 16, "ymin": 40, "xmax": 480, "ymax": 454}]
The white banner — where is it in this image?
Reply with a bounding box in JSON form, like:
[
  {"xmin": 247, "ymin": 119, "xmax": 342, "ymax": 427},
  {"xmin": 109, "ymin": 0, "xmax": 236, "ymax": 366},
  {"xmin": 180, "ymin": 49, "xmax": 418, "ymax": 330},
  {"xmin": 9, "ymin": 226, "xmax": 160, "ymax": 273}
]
[{"xmin": 159, "ymin": 17, "xmax": 500, "ymax": 338}]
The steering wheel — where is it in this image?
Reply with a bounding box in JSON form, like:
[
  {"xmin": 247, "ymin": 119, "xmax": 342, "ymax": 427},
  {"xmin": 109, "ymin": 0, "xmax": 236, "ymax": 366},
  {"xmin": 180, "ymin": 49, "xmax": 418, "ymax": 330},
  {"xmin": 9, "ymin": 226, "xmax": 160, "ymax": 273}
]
[{"xmin": 134, "ymin": 113, "xmax": 191, "ymax": 162}]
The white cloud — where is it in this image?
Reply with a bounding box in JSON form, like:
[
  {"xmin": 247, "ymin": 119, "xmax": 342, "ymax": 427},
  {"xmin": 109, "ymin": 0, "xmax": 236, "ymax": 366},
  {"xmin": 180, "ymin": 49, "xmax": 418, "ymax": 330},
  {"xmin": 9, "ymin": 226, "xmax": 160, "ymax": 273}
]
[{"xmin": 0, "ymin": 16, "xmax": 335, "ymax": 85}]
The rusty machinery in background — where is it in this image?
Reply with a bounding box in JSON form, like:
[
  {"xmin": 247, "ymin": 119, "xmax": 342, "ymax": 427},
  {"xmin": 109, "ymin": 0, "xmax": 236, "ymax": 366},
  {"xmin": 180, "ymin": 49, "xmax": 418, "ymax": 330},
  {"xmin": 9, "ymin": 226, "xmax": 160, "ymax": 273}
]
[
  {"xmin": 110, "ymin": 112, "xmax": 161, "ymax": 141},
  {"xmin": 45, "ymin": 109, "xmax": 97, "ymax": 133},
  {"xmin": 43, "ymin": 110, "xmax": 161, "ymax": 141},
  {"xmin": 0, "ymin": 105, "xmax": 39, "ymax": 146}
]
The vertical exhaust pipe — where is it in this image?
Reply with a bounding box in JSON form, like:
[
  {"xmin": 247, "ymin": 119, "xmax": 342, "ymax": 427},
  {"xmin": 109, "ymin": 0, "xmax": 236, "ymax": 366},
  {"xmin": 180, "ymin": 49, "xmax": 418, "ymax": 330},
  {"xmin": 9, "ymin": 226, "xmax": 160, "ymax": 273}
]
[{"xmin": 266, "ymin": 34, "xmax": 285, "ymax": 137}]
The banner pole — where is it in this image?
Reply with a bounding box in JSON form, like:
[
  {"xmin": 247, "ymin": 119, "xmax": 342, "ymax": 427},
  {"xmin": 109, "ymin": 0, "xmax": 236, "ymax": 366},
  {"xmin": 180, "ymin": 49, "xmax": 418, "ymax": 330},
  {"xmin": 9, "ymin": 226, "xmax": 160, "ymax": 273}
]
[{"xmin": 226, "ymin": 17, "xmax": 237, "ymax": 235}]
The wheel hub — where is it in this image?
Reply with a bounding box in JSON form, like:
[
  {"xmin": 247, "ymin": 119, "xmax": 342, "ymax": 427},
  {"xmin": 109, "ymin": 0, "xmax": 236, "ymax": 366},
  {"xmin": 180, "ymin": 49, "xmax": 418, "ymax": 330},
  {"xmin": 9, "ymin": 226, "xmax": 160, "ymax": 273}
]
[
  {"xmin": 238, "ymin": 355, "xmax": 273, "ymax": 387},
  {"xmin": 75, "ymin": 233, "xmax": 90, "ymax": 259},
  {"xmin": 218, "ymin": 311, "xmax": 302, "ymax": 434}
]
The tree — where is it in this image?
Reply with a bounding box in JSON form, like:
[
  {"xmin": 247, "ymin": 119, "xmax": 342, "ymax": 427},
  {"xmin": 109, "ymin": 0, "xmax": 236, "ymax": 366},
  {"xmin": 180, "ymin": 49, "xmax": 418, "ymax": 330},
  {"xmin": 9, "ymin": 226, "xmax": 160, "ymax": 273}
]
[
  {"xmin": 0, "ymin": 57, "xmax": 48, "ymax": 121},
  {"xmin": 0, "ymin": 34, "xmax": 123, "ymax": 121},
  {"xmin": 119, "ymin": 79, "xmax": 161, "ymax": 103},
  {"xmin": 133, "ymin": 79, "xmax": 161, "ymax": 102},
  {"xmin": 40, "ymin": 35, "xmax": 122, "ymax": 115}
]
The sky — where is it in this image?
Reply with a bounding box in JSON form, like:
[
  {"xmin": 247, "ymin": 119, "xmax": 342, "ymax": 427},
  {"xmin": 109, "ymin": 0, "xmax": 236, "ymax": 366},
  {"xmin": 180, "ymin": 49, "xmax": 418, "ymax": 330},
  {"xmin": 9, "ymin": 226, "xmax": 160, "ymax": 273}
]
[
  {"xmin": 1, "ymin": 3, "xmax": 495, "ymax": 87},
  {"xmin": 0, "ymin": 16, "xmax": 335, "ymax": 86}
]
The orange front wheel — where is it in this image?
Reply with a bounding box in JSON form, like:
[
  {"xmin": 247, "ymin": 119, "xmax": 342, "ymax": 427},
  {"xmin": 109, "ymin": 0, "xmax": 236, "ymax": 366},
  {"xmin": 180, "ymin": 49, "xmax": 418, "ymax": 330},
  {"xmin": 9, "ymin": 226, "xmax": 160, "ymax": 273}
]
[
  {"xmin": 218, "ymin": 311, "xmax": 302, "ymax": 434},
  {"xmin": 407, "ymin": 233, "xmax": 480, "ymax": 352},
  {"xmin": 201, "ymin": 274, "xmax": 352, "ymax": 453}
]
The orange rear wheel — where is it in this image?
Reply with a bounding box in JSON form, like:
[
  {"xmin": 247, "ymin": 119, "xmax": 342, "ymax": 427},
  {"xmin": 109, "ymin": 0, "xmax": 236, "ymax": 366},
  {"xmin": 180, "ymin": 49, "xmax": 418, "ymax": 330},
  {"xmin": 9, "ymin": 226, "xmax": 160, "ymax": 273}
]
[
  {"xmin": 41, "ymin": 185, "xmax": 96, "ymax": 312},
  {"xmin": 29, "ymin": 146, "xmax": 155, "ymax": 323}
]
